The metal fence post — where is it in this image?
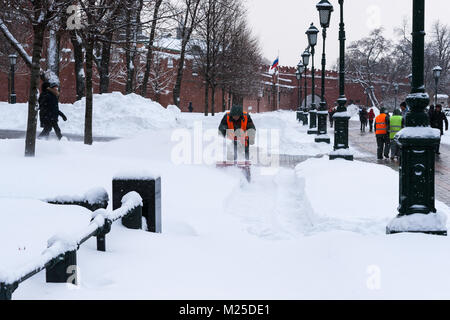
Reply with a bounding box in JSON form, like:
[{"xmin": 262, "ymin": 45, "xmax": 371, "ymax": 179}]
[{"xmin": 46, "ymin": 250, "xmax": 77, "ymax": 284}]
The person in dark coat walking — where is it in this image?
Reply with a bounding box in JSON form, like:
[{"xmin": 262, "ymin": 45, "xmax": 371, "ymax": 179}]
[
  {"xmin": 430, "ymin": 104, "xmax": 449, "ymax": 154},
  {"xmin": 188, "ymin": 101, "xmax": 193, "ymax": 113},
  {"xmin": 359, "ymin": 107, "xmax": 368, "ymax": 132},
  {"xmin": 38, "ymin": 82, "xmax": 67, "ymax": 140}
]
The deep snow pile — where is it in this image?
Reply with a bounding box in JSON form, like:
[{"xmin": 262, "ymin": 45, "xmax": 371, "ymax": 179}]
[
  {"xmin": 1, "ymin": 136, "xmax": 450, "ymax": 299},
  {"xmin": 1, "ymin": 96, "xmax": 450, "ymax": 299},
  {"xmin": 0, "ymin": 92, "xmax": 178, "ymax": 137}
]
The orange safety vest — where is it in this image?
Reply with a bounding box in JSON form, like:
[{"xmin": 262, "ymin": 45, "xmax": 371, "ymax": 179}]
[
  {"xmin": 226, "ymin": 112, "xmax": 249, "ymax": 131},
  {"xmin": 375, "ymin": 113, "xmax": 388, "ymax": 135}
]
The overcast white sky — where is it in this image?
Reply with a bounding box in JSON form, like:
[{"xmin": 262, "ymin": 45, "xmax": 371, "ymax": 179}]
[{"xmin": 246, "ymin": 0, "xmax": 450, "ymax": 69}]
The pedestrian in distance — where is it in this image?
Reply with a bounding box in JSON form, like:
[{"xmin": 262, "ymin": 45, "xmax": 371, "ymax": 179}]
[
  {"xmin": 375, "ymin": 107, "xmax": 390, "ymax": 160},
  {"xmin": 400, "ymin": 101, "xmax": 408, "ymax": 120},
  {"xmin": 188, "ymin": 101, "xmax": 193, "ymax": 113},
  {"xmin": 389, "ymin": 109, "xmax": 404, "ymax": 160},
  {"xmin": 368, "ymin": 108, "xmax": 376, "ymax": 132},
  {"xmin": 329, "ymin": 106, "xmax": 336, "ymax": 128},
  {"xmin": 38, "ymin": 81, "xmax": 67, "ymax": 140},
  {"xmin": 429, "ymin": 104, "xmax": 449, "ymax": 155},
  {"xmin": 359, "ymin": 107, "xmax": 368, "ymax": 133}
]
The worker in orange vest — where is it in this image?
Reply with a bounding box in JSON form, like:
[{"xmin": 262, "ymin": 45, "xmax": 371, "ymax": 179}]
[
  {"xmin": 374, "ymin": 107, "xmax": 391, "ymax": 160},
  {"xmin": 219, "ymin": 105, "xmax": 256, "ymax": 160}
]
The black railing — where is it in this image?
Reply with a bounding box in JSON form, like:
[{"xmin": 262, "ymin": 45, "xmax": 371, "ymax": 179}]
[{"xmin": 0, "ymin": 191, "xmax": 143, "ymax": 300}]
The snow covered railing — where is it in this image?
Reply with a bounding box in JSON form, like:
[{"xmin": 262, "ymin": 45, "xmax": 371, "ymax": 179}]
[
  {"xmin": 44, "ymin": 187, "xmax": 109, "ymax": 212},
  {"xmin": 0, "ymin": 192, "xmax": 143, "ymax": 300}
]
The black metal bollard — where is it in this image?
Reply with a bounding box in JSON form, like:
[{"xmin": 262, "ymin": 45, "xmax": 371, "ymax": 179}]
[
  {"xmin": 113, "ymin": 177, "xmax": 161, "ymax": 233},
  {"xmin": 96, "ymin": 219, "xmax": 112, "ymax": 252},
  {"xmin": 0, "ymin": 283, "xmax": 17, "ymax": 300},
  {"xmin": 121, "ymin": 205, "xmax": 143, "ymax": 230},
  {"xmin": 46, "ymin": 251, "xmax": 77, "ymax": 284}
]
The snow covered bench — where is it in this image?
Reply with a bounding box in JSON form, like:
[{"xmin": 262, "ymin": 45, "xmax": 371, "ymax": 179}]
[{"xmin": 0, "ymin": 192, "xmax": 143, "ymax": 300}]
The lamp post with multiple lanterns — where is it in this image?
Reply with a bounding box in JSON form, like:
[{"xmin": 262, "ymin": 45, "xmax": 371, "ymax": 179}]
[
  {"xmin": 296, "ymin": 62, "xmax": 305, "ymax": 123},
  {"xmin": 315, "ymin": 0, "xmax": 333, "ymax": 144}
]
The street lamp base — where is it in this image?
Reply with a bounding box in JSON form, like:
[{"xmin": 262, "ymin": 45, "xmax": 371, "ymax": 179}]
[
  {"xmin": 307, "ymin": 129, "xmax": 318, "ymax": 135},
  {"xmin": 329, "ymin": 148, "xmax": 354, "ymax": 161},
  {"xmin": 386, "ymin": 211, "xmax": 447, "ymax": 236},
  {"xmin": 315, "ymin": 135, "xmax": 330, "ymax": 144}
]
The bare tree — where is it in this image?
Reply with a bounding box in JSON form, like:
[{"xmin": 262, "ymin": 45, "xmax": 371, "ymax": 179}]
[
  {"xmin": 0, "ymin": 0, "xmax": 73, "ymax": 157},
  {"xmin": 172, "ymin": 0, "xmax": 202, "ymax": 107}
]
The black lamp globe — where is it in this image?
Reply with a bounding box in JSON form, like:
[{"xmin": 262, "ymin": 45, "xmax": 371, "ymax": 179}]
[
  {"xmin": 302, "ymin": 49, "xmax": 311, "ymax": 67},
  {"xmin": 306, "ymin": 23, "xmax": 319, "ymax": 47},
  {"xmin": 316, "ymin": 0, "xmax": 334, "ymax": 28},
  {"xmin": 433, "ymin": 66, "xmax": 442, "ymax": 80}
]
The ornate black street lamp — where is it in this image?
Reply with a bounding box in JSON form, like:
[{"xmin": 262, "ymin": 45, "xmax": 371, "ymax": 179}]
[
  {"xmin": 330, "ymin": 0, "xmax": 353, "ymax": 160},
  {"xmin": 394, "ymin": 83, "xmax": 399, "ymax": 109},
  {"xmin": 9, "ymin": 54, "xmax": 17, "ymax": 104},
  {"xmin": 306, "ymin": 23, "xmax": 319, "ymax": 135},
  {"xmin": 296, "ymin": 61, "xmax": 305, "ymax": 123},
  {"xmin": 315, "ymin": 0, "xmax": 333, "ymax": 144},
  {"xmin": 433, "ymin": 66, "xmax": 442, "ymax": 105},
  {"xmin": 302, "ymin": 49, "xmax": 311, "ymax": 126},
  {"xmin": 387, "ymin": 0, "xmax": 445, "ymax": 236}
]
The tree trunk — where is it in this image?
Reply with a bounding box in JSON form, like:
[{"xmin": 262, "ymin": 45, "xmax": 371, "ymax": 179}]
[
  {"xmin": 99, "ymin": 32, "xmax": 112, "ymax": 94},
  {"xmin": 47, "ymin": 26, "xmax": 60, "ymax": 76},
  {"xmin": 211, "ymin": 85, "xmax": 215, "ymax": 116},
  {"xmin": 25, "ymin": 24, "xmax": 46, "ymax": 157},
  {"xmin": 125, "ymin": 6, "xmax": 135, "ymax": 94},
  {"xmin": 222, "ymin": 86, "xmax": 226, "ymax": 112},
  {"xmin": 84, "ymin": 38, "xmax": 94, "ymax": 145},
  {"xmin": 70, "ymin": 30, "xmax": 85, "ymax": 101},
  {"xmin": 204, "ymin": 84, "xmax": 209, "ymax": 116},
  {"xmin": 141, "ymin": 0, "xmax": 163, "ymax": 97}
]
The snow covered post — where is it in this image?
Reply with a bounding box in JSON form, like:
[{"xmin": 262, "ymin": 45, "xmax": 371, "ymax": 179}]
[
  {"xmin": 386, "ymin": 0, "xmax": 446, "ymax": 236},
  {"xmin": 329, "ymin": 0, "xmax": 353, "ymax": 161},
  {"xmin": 113, "ymin": 172, "xmax": 162, "ymax": 233}
]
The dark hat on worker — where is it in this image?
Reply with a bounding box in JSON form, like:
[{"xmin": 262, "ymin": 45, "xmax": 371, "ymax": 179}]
[
  {"xmin": 380, "ymin": 107, "xmax": 387, "ymax": 114},
  {"xmin": 393, "ymin": 108, "xmax": 402, "ymax": 116},
  {"xmin": 230, "ymin": 105, "xmax": 243, "ymax": 117}
]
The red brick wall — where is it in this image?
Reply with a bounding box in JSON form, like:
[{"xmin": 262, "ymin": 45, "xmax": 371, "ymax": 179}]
[{"xmin": 0, "ymin": 39, "xmax": 406, "ymax": 113}]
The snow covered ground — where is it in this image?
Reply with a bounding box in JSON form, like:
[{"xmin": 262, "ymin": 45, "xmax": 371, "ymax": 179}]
[{"xmin": 1, "ymin": 94, "xmax": 450, "ymax": 300}]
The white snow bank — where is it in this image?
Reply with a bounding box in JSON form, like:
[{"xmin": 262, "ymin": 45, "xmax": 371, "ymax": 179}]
[{"xmin": 0, "ymin": 92, "xmax": 178, "ymax": 137}]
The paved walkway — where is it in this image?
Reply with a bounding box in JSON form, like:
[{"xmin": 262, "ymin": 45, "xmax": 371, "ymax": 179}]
[
  {"xmin": 0, "ymin": 129, "xmax": 117, "ymax": 142},
  {"xmin": 348, "ymin": 120, "xmax": 450, "ymax": 207}
]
